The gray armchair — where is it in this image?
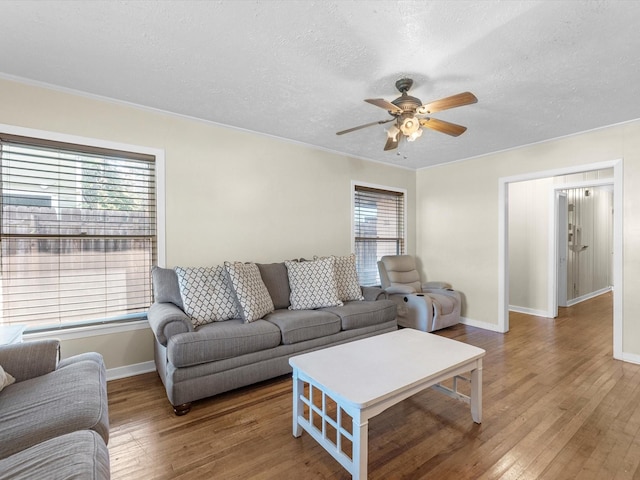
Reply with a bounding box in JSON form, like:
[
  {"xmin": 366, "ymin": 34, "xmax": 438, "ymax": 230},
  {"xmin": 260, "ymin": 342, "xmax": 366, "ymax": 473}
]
[{"xmin": 378, "ymin": 255, "xmax": 461, "ymax": 332}]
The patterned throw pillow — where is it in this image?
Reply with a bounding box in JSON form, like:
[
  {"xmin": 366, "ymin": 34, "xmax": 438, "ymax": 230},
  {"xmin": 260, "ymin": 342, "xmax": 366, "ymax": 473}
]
[
  {"xmin": 175, "ymin": 266, "xmax": 240, "ymax": 327},
  {"xmin": 0, "ymin": 364, "xmax": 16, "ymax": 392},
  {"xmin": 285, "ymin": 257, "xmax": 343, "ymax": 310},
  {"xmin": 224, "ymin": 262, "xmax": 275, "ymax": 323},
  {"xmin": 314, "ymin": 254, "xmax": 364, "ymax": 301},
  {"xmin": 331, "ymin": 254, "xmax": 364, "ymax": 302}
]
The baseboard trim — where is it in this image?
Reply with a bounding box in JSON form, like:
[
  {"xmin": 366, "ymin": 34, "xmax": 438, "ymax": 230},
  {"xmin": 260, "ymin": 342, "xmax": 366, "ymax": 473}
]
[
  {"xmin": 620, "ymin": 352, "xmax": 640, "ymax": 365},
  {"xmin": 459, "ymin": 317, "xmax": 505, "ymax": 333},
  {"xmin": 564, "ymin": 287, "xmax": 612, "ymax": 307},
  {"xmin": 508, "ymin": 305, "xmax": 553, "ymax": 318},
  {"xmin": 107, "ymin": 361, "xmax": 156, "ymax": 381}
]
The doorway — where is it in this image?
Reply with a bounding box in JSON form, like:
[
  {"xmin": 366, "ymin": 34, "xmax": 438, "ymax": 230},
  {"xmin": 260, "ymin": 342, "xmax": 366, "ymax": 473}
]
[{"xmin": 498, "ymin": 159, "xmax": 622, "ymax": 359}]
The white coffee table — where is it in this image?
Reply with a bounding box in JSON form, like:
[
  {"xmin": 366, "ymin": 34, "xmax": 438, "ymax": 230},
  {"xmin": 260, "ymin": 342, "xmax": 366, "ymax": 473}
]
[{"xmin": 289, "ymin": 328, "xmax": 485, "ymax": 480}]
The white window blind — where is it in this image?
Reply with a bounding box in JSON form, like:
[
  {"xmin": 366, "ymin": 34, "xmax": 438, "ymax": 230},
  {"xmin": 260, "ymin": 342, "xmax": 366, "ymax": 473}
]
[
  {"xmin": 354, "ymin": 185, "xmax": 405, "ymax": 286},
  {"xmin": 0, "ymin": 134, "xmax": 156, "ymax": 330}
]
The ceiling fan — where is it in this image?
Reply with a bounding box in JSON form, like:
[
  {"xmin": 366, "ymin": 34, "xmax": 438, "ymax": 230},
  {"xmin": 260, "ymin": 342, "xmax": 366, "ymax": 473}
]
[{"xmin": 337, "ymin": 78, "xmax": 477, "ymax": 151}]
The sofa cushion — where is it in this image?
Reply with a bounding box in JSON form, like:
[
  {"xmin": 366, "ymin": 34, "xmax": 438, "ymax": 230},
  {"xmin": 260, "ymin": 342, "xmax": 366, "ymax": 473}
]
[
  {"xmin": 224, "ymin": 262, "xmax": 275, "ymax": 322},
  {"xmin": 151, "ymin": 265, "xmax": 184, "ymax": 309},
  {"xmin": 321, "ymin": 299, "xmax": 397, "ymax": 330},
  {"xmin": 0, "ymin": 430, "xmax": 110, "ymax": 480},
  {"xmin": 285, "ymin": 257, "xmax": 343, "ymax": 310},
  {"xmin": 264, "ymin": 309, "xmax": 341, "ymax": 345},
  {"xmin": 316, "ymin": 254, "xmax": 364, "ymax": 302},
  {"xmin": 0, "ymin": 358, "xmax": 109, "ymax": 461},
  {"xmin": 175, "ymin": 266, "xmax": 240, "ymax": 327},
  {"xmin": 167, "ymin": 319, "xmax": 282, "ymax": 367},
  {"xmin": 257, "ymin": 262, "xmax": 291, "ymax": 309}
]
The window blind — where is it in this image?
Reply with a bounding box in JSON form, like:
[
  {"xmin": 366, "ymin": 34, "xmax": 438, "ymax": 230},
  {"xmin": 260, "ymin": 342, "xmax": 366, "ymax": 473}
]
[
  {"xmin": 0, "ymin": 134, "xmax": 156, "ymax": 329},
  {"xmin": 354, "ymin": 185, "xmax": 405, "ymax": 286}
]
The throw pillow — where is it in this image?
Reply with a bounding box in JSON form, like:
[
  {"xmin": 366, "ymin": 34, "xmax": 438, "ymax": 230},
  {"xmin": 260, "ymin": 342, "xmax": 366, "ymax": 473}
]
[
  {"xmin": 175, "ymin": 266, "xmax": 240, "ymax": 327},
  {"xmin": 315, "ymin": 254, "xmax": 364, "ymax": 302},
  {"xmin": 0, "ymin": 364, "xmax": 16, "ymax": 392},
  {"xmin": 285, "ymin": 257, "xmax": 343, "ymax": 310},
  {"xmin": 224, "ymin": 262, "xmax": 275, "ymax": 323},
  {"xmin": 151, "ymin": 266, "xmax": 184, "ymax": 309}
]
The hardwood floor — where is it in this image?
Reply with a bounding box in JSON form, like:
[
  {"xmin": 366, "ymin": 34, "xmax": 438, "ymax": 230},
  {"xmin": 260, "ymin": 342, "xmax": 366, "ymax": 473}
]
[{"xmin": 108, "ymin": 292, "xmax": 640, "ymax": 479}]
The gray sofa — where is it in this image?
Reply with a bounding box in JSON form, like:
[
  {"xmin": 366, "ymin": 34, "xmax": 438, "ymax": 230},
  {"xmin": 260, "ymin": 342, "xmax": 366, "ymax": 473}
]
[
  {"xmin": 0, "ymin": 340, "xmax": 110, "ymax": 480},
  {"xmin": 148, "ymin": 261, "xmax": 397, "ymax": 415}
]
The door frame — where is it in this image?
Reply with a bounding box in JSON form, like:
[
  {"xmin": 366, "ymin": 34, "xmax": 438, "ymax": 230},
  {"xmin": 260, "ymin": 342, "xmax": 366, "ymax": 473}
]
[
  {"xmin": 498, "ymin": 159, "xmax": 622, "ymax": 360},
  {"xmin": 548, "ymin": 178, "xmax": 614, "ymax": 317}
]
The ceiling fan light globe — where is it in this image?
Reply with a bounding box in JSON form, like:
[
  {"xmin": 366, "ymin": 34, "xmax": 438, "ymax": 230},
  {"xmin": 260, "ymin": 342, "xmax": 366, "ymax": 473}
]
[
  {"xmin": 408, "ymin": 128, "xmax": 423, "ymax": 142},
  {"xmin": 400, "ymin": 116, "xmax": 420, "ymax": 135}
]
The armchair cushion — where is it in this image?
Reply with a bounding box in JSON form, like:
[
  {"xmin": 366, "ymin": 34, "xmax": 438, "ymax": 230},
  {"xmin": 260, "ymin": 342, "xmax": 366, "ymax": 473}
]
[{"xmin": 0, "ymin": 356, "xmax": 109, "ymax": 460}]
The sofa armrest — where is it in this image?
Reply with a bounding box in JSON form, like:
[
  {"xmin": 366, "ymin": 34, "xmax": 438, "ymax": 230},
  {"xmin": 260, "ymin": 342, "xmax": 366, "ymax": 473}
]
[
  {"xmin": 147, "ymin": 302, "xmax": 194, "ymax": 346},
  {"xmin": 361, "ymin": 286, "xmax": 387, "ymax": 301},
  {"xmin": 0, "ymin": 339, "xmax": 60, "ymax": 382}
]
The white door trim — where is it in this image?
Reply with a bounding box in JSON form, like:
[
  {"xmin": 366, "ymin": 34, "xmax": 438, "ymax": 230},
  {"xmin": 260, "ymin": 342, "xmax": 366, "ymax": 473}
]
[{"xmin": 498, "ymin": 159, "xmax": 622, "ymax": 360}]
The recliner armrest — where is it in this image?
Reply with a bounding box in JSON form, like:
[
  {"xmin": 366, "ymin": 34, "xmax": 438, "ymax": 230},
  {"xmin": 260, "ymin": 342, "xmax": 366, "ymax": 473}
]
[
  {"xmin": 0, "ymin": 339, "xmax": 60, "ymax": 383},
  {"xmin": 385, "ymin": 285, "xmax": 417, "ymax": 295},
  {"xmin": 147, "ymin": 302, "xmax": 194, "ymax": 346},
  {"xmin": 422, "ymin": 281, "xmax": 452, "ymax": 290}
]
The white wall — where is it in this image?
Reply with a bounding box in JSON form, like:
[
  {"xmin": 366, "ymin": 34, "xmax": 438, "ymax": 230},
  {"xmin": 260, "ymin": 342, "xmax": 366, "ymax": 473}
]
[
  {"xmin": 0, "ymin": 78, "xmax": 416, "ymax": 370},
  {"xmin": 416, "ymin": 121, "xmax": 640, "ymax": 359}
]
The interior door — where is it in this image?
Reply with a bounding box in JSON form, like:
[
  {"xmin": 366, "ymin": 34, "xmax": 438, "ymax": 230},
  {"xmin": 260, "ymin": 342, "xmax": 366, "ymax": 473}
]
[{"xmin": 557, "ymin": 192, "xmax": 568, "ymax": 308}]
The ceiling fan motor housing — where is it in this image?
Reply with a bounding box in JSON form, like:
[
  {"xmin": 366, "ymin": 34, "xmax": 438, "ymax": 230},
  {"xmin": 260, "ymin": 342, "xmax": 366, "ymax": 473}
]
[{"xmin": 391, "ymin": 93, "xmax": 422, "ymax": 113}]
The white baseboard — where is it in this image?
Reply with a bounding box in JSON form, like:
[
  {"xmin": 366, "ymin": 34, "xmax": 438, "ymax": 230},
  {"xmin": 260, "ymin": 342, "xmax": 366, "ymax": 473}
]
[
  {"xmin": 459, "ymin": 316, "xmax": 504, "ymax": 333},
  {"xmin": 619, "ymin": 352, "xmax": 640, "ymax": 365},
  {"xmin": 508, "ymin": 305, "xmax": 553, "ymax": 318},
  {"xmin": 106, "ymin": 361, "xmax": 156, "ymax": 381},
  {"xmin": 565, "ymin": 287, "xmax": 612, "ymax": 307}
]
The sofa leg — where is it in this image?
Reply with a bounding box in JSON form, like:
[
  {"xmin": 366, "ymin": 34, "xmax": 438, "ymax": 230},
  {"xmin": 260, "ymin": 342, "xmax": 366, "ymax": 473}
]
[{"xmin": 173, "ymin": 403, "xmax": 191, "ymax": 416}]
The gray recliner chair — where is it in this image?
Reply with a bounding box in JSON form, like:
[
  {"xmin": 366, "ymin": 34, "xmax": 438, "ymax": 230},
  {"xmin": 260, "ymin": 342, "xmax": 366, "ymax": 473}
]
[{"xmin": 377, "ymin": 255, "xmax": 461, "ymax": 332}]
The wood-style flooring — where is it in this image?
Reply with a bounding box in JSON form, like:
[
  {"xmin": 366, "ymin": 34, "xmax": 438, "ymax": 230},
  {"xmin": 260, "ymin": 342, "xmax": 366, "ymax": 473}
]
[{"xmin": 108, "ymin": 292, "xmax": 640, "ymax": 479}]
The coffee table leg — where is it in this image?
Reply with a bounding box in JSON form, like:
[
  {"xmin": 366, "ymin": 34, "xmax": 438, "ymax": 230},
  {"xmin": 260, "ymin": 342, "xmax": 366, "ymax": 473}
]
[
  {"xmin": 470, "ymin": 359, "xmax": 483, "ymax": 424},
  {"xmin": 352, "ymin": 413, "xmax": 368, "ymax": 480},
  {"xmin": 292, "ymin": 368, "xmax": 303, "ymax": 437}
]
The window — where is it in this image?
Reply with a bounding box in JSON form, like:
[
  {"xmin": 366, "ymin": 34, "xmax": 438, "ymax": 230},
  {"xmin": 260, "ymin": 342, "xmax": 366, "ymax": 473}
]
[
  {"xmin": 353, "ymin": 184, "xmax": 406, "ymax": 286},
  {"xmin": 0, "ymin": 133, "xmax": 157, "ymax": 330}
]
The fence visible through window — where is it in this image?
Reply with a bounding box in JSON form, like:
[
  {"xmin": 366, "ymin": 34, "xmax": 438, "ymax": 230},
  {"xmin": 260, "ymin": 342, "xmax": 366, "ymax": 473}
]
[{"xmin": 0, "ymin": 134, "xmax": 156, "ymax": 329}]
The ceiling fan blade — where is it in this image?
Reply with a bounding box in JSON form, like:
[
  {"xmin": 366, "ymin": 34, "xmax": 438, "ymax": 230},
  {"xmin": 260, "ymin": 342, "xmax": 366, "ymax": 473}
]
[
  {"xmin": 364, "ymin": 98, "xmax": 402, "ymax": 114},
  {"xmin": 336, "ymin": 118, "xmax": 394, "ymax": 135},
  {"xmin": 384, "ymin": 135, "xmax": 399, "ymax": 151},
  {"xmin": 418, "ymin": 92, "xmax": 478, "ymax": 114},
  {"xmin": 419, "ymin": 117, "xmax": 468, "ymax": 137}
]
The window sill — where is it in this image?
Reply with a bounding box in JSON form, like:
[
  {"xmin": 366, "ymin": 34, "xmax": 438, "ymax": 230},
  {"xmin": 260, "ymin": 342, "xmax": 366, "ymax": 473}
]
[{"xmin": 23, "ymin": 318, "xmax": 150, "ymax": 341}]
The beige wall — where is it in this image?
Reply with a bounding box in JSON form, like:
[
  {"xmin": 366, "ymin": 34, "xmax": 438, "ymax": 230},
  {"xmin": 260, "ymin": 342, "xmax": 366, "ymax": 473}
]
[
  {"xmin": 416, "ymin": 121, "xmax": 640, "ymax": 357},
  {"xmin": 0, "ymin": 78, "xmax": 416, "ymax": 370},
  {"xmin": 508, "ymin": 177, "xmax": 552, "ymax": 315},
  {"xmin": 4, "ymin": 75, "xmax": 640, "ymax": 363}
]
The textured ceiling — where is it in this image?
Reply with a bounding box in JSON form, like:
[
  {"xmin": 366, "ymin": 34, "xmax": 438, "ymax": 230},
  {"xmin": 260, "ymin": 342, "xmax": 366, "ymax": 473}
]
[{"xmin": 1, "ymin": 1, "xmax": 640, "ymax": 170}]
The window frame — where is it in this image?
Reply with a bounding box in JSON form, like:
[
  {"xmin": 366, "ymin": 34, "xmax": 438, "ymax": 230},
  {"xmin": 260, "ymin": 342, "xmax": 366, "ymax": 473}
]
[
  {"xmin": 0, "ymin": 123, "xmax": 165, "ymax": 336},
  {"xmin": 351, "ymin": 181, "xmax": 407, "ymax": 286}
]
